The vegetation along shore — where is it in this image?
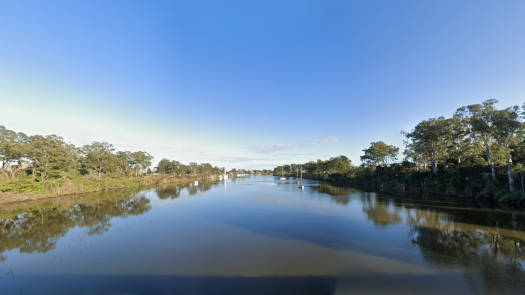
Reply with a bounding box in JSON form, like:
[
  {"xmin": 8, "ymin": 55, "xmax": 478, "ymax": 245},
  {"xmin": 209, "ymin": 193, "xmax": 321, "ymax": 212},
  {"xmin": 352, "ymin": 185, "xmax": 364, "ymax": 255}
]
[
  {"xmin": 0, "ymin": 125, "xmax": 237, "ymax": 204},
  {"xmin": 274, "ymin": 100, "xmax": 525, "ymax": 207}
]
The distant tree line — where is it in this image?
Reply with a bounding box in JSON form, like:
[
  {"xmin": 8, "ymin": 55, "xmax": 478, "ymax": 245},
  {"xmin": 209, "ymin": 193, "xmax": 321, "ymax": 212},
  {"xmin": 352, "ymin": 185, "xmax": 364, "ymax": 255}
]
[
  {"xmin": 274, "ymin": 100, "xmax": 525, "ymax": 205},
  {"xmin": 155, "ymin": 159, "xmax": 224, "ymax": 176}
]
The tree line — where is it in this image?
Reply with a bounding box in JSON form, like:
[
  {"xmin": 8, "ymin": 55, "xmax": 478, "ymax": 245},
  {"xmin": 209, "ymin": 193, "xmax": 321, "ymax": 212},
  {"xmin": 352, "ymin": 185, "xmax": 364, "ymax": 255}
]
[
  {"xmin": 0, "ymin": 125, "xmax": 154, "ymax": 181},
  {"xmin": 274, "ymin": 100, "xmax": 525, "ymax": 205},
  {"xmin": 155, "ymin": 159, "xmax": 224, "ymax": 176},
  {"xmin": 0, "ymin": 125, "xmax": 229, "ymax": 184}
]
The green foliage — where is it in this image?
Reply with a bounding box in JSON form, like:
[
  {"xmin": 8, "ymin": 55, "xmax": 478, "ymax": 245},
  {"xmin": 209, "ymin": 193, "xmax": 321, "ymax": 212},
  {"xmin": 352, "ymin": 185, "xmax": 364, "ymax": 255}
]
[
  {"xmin": 155, "ymin": 158, "xmax": 223, "ymax": 176},
  {"xmin": 0, "ymin": 125, "xmax": 226, "ymax": 197},
  {"xmin": 274, "ymin": 99, "xmax": 525, "ymax": 207},
  {"xmin": 361, "ymin": 141, "xmax": 399, "ymax": 167}
]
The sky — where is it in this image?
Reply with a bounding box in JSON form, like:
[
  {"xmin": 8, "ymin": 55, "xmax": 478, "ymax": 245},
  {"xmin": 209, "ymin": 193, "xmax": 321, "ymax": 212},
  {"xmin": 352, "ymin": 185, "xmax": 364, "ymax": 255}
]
[{"xmin": 1, "ymin": 0, "xmax": 524, "ymax": 169}]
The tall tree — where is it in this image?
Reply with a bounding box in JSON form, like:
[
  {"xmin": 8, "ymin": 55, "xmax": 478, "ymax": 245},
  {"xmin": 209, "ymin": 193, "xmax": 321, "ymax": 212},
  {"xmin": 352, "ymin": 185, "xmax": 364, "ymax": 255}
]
[
  {"xmin": 361, "ymin": 141, "xmax": 399, "ymax": 167},
  {"xmin": 493, "ymin": 106, "xmax": 522, "ymax": 191},
  {"xmin": 81, "ymin": 142, "xmax": 118, "ymax": 176},
  {"xmin": 156, "ymin": 158, "xmax": 173, "ymax": 174},
  {"xmin": 130, "ymin": 151, "xmax": 153, "ymax": 176},
  {"xmin": 0, "ymin": 126, "xmax": 28, "ymax": 178},
  {"xmin": 27, "ymin": 135, "xmax": 76, "ymax": 181},
  {"xmin": 462, "ymin": 99, "xmax": 499, "ymax": 180},
  {"xmin": 405, "ymin": 117, "xmax": 450, "ymax": 175}
]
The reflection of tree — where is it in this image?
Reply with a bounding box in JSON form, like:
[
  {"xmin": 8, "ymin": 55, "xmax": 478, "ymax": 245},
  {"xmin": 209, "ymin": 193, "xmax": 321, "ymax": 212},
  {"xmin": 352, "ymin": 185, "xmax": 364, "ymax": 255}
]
[
  {"xmin": 316, "ymin": 184, "xmax": 353, "ymax": 196},
  {"xmin": 155, "ymin": 182, "xmax": 217, "ymax": 201},
  {"xmin": 404, "ymin": 208, "xmax": 525, "ymax": 292},
  {"xmin": 358, "ymin": 193, "xmax": 525, "ymax": 292},
  {"xmin": 0, "ymin": 191, "xmax": 151, "ymax": 261},
  {"xmin": 198, "ymin": 182, "xmax": 212, "ymax": 193},
  {"xmin": 188, "ymin": 184, "xmax": 198, "ymax": 195},
  {"xmin": 361, "ymin": 194, "xmax": 402, "ymax": 226},
  {"xmin": 156, "ymin": 185, "xmax": 182, "ymax": 200},
  {"xmin": 312, "ymin": 184, "xmax": 352, "ymax": 205},
  {"xmin": 410, "ymin": 222, "xmax": 525, "ymax": 292}
]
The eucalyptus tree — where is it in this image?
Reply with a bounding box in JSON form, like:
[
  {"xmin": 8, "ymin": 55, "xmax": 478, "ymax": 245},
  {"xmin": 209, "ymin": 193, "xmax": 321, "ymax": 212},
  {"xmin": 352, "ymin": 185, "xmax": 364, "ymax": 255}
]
[
  {"xmin": 326, "ymin": 156, "xmax": 351, "ymax": 174},
  {"xmin": 0, "ymin": 126, "xmax": 28, "ymax": 178},
  {"xmin": 405, "ymin": 117, "xmax": 450, "ymax": 175},
  {"xmin": 448, "ymin": 113, "xmax": 472, "ymax": 165},
  {"xmin": 81, "ymin": 142, "xmax": 118, "ymax": 176},
  {"xmin": 26, "ymin": 135, "xmax": 76, "ymax": 181},
  {"xmin": 493, "ymin": 106, "xmax": 522, "ymax": 190},
  {"xmin": 459, "ymin": 99, "xmax": 498, "ymax": 180},
  {"xmin": 156, "ymin": 158, "xmax": 173, "ymax": 174},
  {"xmin": 129, "ymin": 151, "xmax": 153, "ymax": 176},
  {"xmin": 116, "ymin": 151, "xmax": 133, "ymax": 175},
  {"xmin": 361, "ymin": 141, "xmax": 399, "ymax": 167}
]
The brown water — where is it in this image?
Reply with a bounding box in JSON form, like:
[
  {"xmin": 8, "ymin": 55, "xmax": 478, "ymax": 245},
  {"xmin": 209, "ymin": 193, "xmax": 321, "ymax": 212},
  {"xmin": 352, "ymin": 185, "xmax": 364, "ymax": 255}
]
[{"xmin": 0, "ymin": 175, "xmax": 524, "ymax": 294}]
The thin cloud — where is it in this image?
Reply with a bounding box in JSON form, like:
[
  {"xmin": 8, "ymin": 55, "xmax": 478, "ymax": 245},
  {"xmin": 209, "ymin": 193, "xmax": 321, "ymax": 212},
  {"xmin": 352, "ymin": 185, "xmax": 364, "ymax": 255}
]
[
  {"xmin": 249, "ymin": 136, "xmax": 340, "ymax": 155},
  {"xmin": 216, "ymin": 156, "xmax": 271, "ymax": 163},
  {"xmin": 249, "ymin": 143, "xmax": 297, "ymax": 154},
  {"xmin": 313, "ymin": 136, "xmax": 340, "ymax": 144}
]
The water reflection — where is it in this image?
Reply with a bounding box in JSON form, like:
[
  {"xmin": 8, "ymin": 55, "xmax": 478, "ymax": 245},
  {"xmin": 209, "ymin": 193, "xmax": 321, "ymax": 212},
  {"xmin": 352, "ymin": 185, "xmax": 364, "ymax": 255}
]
[
  {"xmin": 351, "ymin": 192, "xmax": 525, "ymax": 293},
  {"xmin": 156, "ymin": 181, "xmax": 217, "ymax": 199},
  {"xmin": 0, "ymin": 188, "xmax": 151, "ymax": 262},
  {"xmin": 0, "ymin": 176, "xmax": 524, "ymax": 294},
  {"xmin": 156, "ymin": 185, "xmax": 182, "ymax": 200},
  {"xmin": 311, "ymin": 183, "xmax": 353, "ymax": 205},
  {"xmin": 361, "ymin": 194, "xmax": 403, "ymax": 226}
]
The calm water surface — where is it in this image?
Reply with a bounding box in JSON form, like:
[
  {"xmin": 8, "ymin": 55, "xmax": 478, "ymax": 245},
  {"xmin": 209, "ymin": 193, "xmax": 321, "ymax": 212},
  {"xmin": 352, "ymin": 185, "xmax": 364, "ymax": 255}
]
[{"xmin": 1, "ymin": 175, "xmax": 524, "ymax": 294}]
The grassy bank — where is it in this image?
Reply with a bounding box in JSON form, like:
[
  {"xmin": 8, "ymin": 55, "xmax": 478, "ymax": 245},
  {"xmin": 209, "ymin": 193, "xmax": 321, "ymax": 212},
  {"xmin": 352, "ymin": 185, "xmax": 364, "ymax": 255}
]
[{"xmin": 0, "ymin": 174, "xmax": 201, "ymax": 205}]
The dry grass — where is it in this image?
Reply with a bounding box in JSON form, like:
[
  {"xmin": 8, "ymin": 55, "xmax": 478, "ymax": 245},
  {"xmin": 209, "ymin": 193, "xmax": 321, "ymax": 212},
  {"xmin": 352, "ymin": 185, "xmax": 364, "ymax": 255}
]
[{"xmin": 0, "ymin": 175, "xmax": 202, "ymax": 205}]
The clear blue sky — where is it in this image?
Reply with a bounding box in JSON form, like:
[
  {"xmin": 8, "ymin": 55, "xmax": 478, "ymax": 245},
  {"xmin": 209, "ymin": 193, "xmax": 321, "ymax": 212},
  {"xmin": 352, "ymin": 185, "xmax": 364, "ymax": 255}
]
[{"xmin": 1, "ymin": 0, "xmax": 524, "ymax": 169}]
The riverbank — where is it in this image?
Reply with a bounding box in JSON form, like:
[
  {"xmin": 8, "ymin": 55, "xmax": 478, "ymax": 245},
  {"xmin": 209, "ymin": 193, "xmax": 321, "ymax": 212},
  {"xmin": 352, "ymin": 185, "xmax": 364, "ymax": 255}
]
[
  {"xmin": 275, "ymin": 167, "xmax": 525, "ymax": 208},
  {"xmin": 0, "ymin": 174, "xmax": 203, "ymax": 205}
]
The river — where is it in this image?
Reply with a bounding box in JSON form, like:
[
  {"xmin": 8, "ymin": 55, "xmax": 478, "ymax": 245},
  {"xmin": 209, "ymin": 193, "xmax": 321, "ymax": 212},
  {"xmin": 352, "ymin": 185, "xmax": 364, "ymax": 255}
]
[{"xmin": 1, "ymin": 175, "xmax": 524, "ymax": 294}]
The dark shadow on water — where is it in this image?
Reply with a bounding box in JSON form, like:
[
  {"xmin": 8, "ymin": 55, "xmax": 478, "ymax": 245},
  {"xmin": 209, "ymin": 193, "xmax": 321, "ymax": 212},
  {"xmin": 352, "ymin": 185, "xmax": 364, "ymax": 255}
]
[{"xmin": 0, "ymin": 273, "xmax": 477, "ymax": 295}]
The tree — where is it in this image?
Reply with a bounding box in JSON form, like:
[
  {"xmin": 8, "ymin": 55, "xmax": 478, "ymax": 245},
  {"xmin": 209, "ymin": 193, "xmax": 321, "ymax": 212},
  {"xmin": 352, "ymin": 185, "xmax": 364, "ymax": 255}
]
[
  {"xmin": 361, "ymin": 141, "xmax": 399, "ymax": 167},
  {"xmin": 448, "ymin": 113, "xmax": 472, "ymax": 165},
  {"xmin": 0, "ymin": 126, "xmax": 28, "ymax": 178},
  {"xmin": 116, "ymin": 151, "xmax": 133, "ymax": 175},
  {"xmin": 461, "ymin": 99, "xmax": 499, "ymax": 180},
  {"xmin": 81, "ymin": 142, "xmax": 118, "ymax": 176},
  {"xmin": 26, "ymin": 135, "xmax": 76, "ymax": 181},
  {"xmin": 327, "ymin": 156, "xmax": 351, "ymax": 174},
  {"xmin": 405, "ymin": 117, "xmax": 450, "ymax": 175},
  {"xmin": 493, "ymin": 106, "xmax": 522, "ymax": 191},
  {"xmin": 156, "ymin": 158, "xmax": 173, "ymax": 174},
  {"xmin": 129, "ymin": 151, "xmax": 153, "ymax": 176}
]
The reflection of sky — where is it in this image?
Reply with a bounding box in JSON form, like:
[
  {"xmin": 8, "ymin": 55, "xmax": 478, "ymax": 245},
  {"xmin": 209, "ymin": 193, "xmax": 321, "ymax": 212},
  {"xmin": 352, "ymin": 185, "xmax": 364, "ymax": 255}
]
[
  {"xmin": 2, "ymin": 1, "xmax": 525, "ymax": 169},
  {"xmin": 1, "ymin": 176, "xmax": 524, "ymax": 294}
]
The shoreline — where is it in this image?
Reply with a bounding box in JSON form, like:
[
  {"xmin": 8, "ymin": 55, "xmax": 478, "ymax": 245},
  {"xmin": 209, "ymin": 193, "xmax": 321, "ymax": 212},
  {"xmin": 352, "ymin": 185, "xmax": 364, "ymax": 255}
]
[
  {"xmin": 0, "ymin": 175, "xmax": 203, "ymax": 206},
  {"xmin": 276, "ymin": 174, "xmax": 525, "ymax": 210}
]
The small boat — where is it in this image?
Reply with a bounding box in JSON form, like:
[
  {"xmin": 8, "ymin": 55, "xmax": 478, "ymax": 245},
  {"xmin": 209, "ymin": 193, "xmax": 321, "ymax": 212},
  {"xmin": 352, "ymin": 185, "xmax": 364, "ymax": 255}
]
[
  {"xmin": 194, "ymin": 180, "xmax": 199, "ymax": 185},
  {"xmin": 280, "ymin": 177, "xmax": 286, "ymax": 181}
]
